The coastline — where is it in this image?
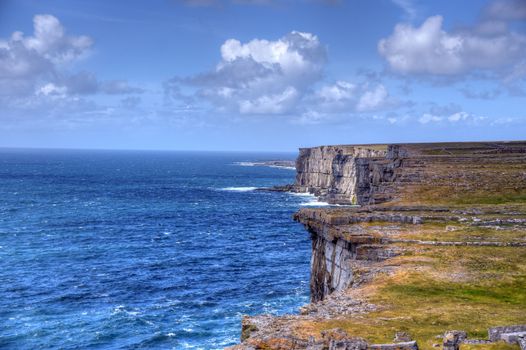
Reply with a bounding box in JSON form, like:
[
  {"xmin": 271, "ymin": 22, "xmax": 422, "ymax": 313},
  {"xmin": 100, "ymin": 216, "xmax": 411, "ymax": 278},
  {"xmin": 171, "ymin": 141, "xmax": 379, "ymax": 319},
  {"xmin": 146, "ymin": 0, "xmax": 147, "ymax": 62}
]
[{"xmin": 231, "ymin": 141, "xmax": 526, "ymax": 350}]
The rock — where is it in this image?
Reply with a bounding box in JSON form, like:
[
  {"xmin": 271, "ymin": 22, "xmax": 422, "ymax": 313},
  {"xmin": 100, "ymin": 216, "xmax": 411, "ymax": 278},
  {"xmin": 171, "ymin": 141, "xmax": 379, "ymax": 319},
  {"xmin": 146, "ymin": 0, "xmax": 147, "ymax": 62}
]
[
  {"xmin": 240, "ymin": 316, "xmax": 258, "ymax": 341},
  {"xmin": 320, "ymin": 329, "xmax": 369, "ymax": 350},
  {"xmin": 443, "ymin": 331, "xmax": 467, "ymax": 350},
  {"xmin": 394, "ymin": 332, "xmax": 413, "ymax": 342},
  {"xmin": 500, "ymin": 332, "xmax": 526, "ymax": 344},
  {"xmin": 488, "ymin": 325, "xmax": 526, "ymax": 342},
  {"xmin": 328, "ymin": 338, "xmax": 368, "ymax": 350},
  {"xmin": 412, "ymin": 216, "xmax": 423, "ymax": 225},
  {"xmin": 518, "ymin": 336, "xmax": 526, "ymax": 350},
  {"xmin": 369, "ymin": 341, "xmax": 419, "ymax": 350}
]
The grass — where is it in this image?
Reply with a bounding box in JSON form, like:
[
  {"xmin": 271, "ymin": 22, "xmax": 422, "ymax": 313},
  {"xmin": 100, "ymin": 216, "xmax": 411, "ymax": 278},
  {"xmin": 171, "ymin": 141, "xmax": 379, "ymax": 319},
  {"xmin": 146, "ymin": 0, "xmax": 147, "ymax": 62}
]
[
  {"xmin": 294, "ymin": 245, "xmax": 526, "ymax": 350},
  {"xmin": 391, "ymin": 224, "xmax": 525, "ymax": 243},
  {"xmin": 399, "ymin": 185, "xmax": 526, "ymax": 206},
  {"xmin": 351, "ymin": 221, "xmax": 526, "ymax": 244}
]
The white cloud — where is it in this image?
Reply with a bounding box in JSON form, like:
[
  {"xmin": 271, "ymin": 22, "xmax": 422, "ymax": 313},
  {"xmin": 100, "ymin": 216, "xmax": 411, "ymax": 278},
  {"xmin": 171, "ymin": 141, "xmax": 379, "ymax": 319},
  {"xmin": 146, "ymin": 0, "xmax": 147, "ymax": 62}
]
[
  {"xmin": 238, "ymin": 86, "xmax": 298, "ymax": 114},
  {"xmin": 166, "ymin": 31, "xmax": 403, "ymax": 123},
  {"xmin": 419, "ymin": 113, "xmax": 443, "ymax": 124},
  {"xmin": 0, "ymin": 14, "xmax": 92, "ymax": 98},
  {"xmin": 418, "ymin": 111, "xmax": 486, "ymax": 124},
  {"xmin": 0, "ymin": 15, "xmax": 92, "ymax": 87},
  {"xmin": 305, "ymin": 81, "xmax": 393, "ymax": 115},
  {"xmin": 378, "ymin": 15, "xmax": 526, "ymax": 77},
  {"xmin": 0, "ymin": 15, "xmax": 143, "ymax": 102},
  {"xmin": 37, "ymin": 83, "xmax": 68, "ymax": 97},
  {"xmin": 357, "ymin": 84, "xmax": 389, "ymax": 111},
  {"xmin": 0, "ymin": 15, "xmax": 149, "ymax": 131},
  {"xmin": 316, "ymin": 81, "xmax": 356, "ymax": 102},
  {"xmin": 23, "ymin": 14, "xmax": 92, "ymax": 64},
  {"xmin": 448, "ymin": 111, "xmax": 469, "ymax": 122},
  {"xmin": 169, "ymin": 31, "xmax": 326, "ymax": 115}
]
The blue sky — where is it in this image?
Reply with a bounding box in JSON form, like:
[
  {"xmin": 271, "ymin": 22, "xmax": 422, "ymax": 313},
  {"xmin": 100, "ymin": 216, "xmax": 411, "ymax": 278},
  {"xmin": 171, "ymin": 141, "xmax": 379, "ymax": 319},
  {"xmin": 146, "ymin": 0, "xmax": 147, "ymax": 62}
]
[{"xmin": 1, "ymin": 0, "xmax": 525, "ymax": 151}]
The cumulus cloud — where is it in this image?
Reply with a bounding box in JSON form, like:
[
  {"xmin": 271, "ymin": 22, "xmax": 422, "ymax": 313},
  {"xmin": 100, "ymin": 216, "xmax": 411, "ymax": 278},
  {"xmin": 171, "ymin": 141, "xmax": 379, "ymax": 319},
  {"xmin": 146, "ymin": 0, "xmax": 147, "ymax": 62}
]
[
  {"xmin": 0, "ymin": 14, "xmax": 148, "ymax": 131},
  {"xmin": 22, "ymin": 14, "xmax": 93, "ymax": 64},
  {"xmin": 0, "ymin": 14, "xmax": 145, "ymax": 106},
  {"xmin": 306, "ymin": 81, "xmax": 393, "ymax": 114},
  {"xmin": 0, "ymin": 14, "xmax": 92, "ymax": 97},
  {"xmin": 378, "ymin": 15, "xmax": 526, "ymax": 77},
  {"xmin": 356, "ymin": 85, "xmax": 389, "ymax": 111},
  {"xmin": 418, "ymin": 113, "xmax": 443, "ymax": 124},
  {"xmin": 167, "ymin": 31, "xmax": 326, "ymax": 115},
  {"xmin": 418, "ymin": 110, "xmax": 486, "ymax": 124},
  {"xmin": 165, "ymin": 30, "xmax": 406, "ymax": 124}
]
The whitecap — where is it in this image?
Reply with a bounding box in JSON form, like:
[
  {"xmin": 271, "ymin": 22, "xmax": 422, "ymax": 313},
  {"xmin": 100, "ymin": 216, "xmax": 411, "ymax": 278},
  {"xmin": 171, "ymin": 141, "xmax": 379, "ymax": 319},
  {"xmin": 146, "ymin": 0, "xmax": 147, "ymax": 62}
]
[
  {"xmin": 289, "ymin": 192, "xmax": 316, "ymax": 197},
  {"xmin": 233, "ymin": 161, "xmax": 256, "ymax": 166},
  {"xmin": 220, "ymin": 186, "xmax": 258, "ymax": 192},
  {"xmin": 300, "ymin": 200, "xmax": 331, "ymax": 207},
  {"xmin": 267, "ymin": 165, "xmax": 296, "ymax": 170}
]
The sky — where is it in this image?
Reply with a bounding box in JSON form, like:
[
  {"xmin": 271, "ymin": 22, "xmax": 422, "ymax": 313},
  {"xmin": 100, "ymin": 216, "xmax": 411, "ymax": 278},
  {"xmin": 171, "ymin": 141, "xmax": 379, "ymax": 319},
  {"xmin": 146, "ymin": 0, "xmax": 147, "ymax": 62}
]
[{"xmin": 1, "ymin": 0, "xmax": 525, "ymax": 151}]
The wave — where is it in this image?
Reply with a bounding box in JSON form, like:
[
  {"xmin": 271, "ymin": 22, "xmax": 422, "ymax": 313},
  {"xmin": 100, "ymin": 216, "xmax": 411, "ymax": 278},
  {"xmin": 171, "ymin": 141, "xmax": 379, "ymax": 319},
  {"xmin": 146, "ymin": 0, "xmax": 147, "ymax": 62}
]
[
  {"xmin": 289, "ymin": 192, "xmax": 316, "ymax": 197},
  {"xmin": 267, "ymin": 165, "xmax": 296, "ymax": 170},
  {"xmin": 300, "ymin": 200, "xmax": 331, "ymax": 207},
  {"xmin": 220, "ymin": 186, "xmax": 258, "ymax": 192},
  {"xmin": 287, "ymin": 191, "xmax": 331, "ymax": 206},
  {"xmin": 234, "ymin": 162, "xmax": 256, "ymax": 167},
  {"xmin": 233, "ymin": 162, "xmax": 295, "ymax": 170}
]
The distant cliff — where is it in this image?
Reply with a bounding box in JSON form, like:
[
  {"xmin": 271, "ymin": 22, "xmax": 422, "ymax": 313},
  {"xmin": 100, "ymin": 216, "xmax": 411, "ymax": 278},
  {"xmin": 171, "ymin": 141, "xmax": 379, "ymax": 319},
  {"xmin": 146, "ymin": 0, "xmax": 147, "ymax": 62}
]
[
  {"xmin": 294, "ymin": 145, "xmax": 392, "ymax": 205},
  {"xmin": 294, "ymin": 142, "xmax": 526, "ymax": 206}
]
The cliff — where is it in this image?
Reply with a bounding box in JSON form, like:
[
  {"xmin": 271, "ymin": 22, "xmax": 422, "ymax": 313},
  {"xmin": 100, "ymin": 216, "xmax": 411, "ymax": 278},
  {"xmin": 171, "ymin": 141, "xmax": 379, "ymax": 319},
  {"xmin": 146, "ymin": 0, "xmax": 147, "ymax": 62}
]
[
  {"xmin": 231, "ymin": 141, "xmax": 526, "ymax": 350},
  {"xmin": 294, "ymin": 142, "xmax": 526, "ymax": 205}
]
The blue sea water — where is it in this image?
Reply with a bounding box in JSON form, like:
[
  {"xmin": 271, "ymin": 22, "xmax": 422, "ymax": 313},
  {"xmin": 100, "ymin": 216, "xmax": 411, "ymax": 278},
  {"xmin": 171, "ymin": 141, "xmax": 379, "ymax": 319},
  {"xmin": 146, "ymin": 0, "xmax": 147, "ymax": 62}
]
[{"xmin": 0, "ymin": 149, "xmax": 314, "ymax": 349}]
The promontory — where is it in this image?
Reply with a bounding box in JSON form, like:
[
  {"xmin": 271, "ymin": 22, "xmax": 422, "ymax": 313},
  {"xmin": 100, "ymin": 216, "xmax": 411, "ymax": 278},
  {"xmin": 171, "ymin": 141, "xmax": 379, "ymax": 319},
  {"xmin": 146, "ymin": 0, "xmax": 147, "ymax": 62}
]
[{"xmin": 231, "ymin": 141, "xmax": 526, "ymax": 350}]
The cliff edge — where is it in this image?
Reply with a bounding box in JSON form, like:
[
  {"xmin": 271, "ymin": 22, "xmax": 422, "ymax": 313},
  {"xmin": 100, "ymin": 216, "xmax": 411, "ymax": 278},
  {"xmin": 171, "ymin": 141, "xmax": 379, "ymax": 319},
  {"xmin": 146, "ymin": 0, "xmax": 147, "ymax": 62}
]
[{"xmin": 231, "ymin": 141, "xmax": 526, "ymax": 350}]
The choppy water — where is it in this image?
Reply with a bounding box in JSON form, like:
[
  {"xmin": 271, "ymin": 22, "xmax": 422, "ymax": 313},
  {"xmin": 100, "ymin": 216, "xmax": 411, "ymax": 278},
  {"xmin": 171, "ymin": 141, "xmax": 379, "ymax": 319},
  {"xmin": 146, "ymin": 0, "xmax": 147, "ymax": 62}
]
[{"xmin": 0, "ymin": 149, "xmax": 313, "ymax": 349}]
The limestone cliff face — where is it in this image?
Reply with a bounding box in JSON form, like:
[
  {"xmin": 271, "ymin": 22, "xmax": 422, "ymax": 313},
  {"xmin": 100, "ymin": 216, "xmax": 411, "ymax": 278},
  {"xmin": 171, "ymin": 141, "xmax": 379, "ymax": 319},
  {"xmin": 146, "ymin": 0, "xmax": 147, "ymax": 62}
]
[
  {"xmin": 294, "ymin": 145, "xmax": 402, "ymax": 205},
  {"xmin": 294, "ymin": 208, "xmax": 403, "ymax": 302},
  {"xmin": 294, "ymin": 142, "xmax": 526, "ymax": 206}
]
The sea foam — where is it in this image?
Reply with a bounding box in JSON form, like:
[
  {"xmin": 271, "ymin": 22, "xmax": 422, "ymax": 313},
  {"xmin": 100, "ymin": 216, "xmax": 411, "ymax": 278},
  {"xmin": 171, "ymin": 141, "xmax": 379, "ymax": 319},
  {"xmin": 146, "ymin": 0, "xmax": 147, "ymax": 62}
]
[{"xmin": 220, "ymin": 186, "xmax": 258, "ymax": 192}]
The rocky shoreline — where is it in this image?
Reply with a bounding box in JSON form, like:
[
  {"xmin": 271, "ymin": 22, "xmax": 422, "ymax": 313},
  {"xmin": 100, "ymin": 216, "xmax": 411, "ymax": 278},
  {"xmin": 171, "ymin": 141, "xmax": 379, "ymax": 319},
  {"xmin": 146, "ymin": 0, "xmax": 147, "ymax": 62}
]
[{"xmin": 230, "ymin": 142, "xmax": 526, "ymax": 350}]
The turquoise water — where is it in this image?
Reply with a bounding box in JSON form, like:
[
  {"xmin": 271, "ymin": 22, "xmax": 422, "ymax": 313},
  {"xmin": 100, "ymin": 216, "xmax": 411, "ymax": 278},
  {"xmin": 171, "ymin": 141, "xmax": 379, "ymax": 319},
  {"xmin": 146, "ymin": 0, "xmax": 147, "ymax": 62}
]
[{"xmin": 0, "ymin": 149, "xmax": 312, "ymax": 349}]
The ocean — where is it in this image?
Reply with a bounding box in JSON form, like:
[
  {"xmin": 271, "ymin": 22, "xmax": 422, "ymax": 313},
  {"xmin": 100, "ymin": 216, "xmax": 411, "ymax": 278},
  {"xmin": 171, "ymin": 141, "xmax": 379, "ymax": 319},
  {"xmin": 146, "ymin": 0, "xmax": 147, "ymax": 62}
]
[{"xmin": 0, "ymin": 149, "xmax": 316, "ymax": 349}]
